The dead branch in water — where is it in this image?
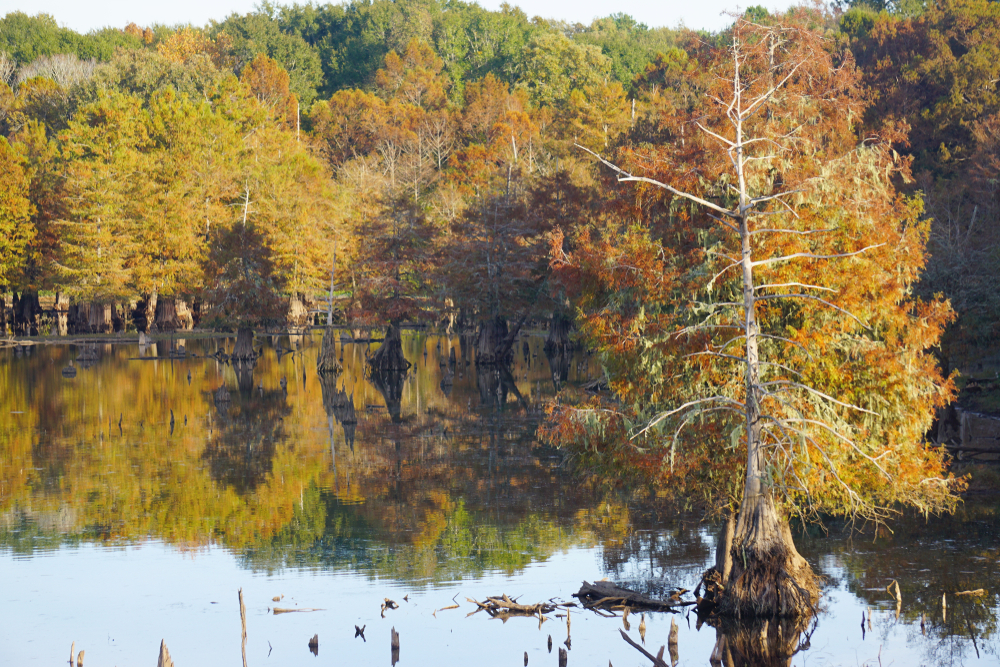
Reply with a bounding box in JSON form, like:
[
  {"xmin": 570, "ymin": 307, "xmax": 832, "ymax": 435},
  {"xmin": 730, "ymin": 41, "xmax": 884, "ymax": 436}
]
[
  {"xmin": 574, "ymin": 581, "xmax": 693, "ymax": 612},
  {"xmin": 466, "ymin": 594, "xmax": 573, "ymax": 620},
  {"xmin": 620, "ymin": 629, "xmax": 669, "ymax": 667},
  {"xmin": 239, "ymin": 589, "xmax": 248, "ymax": 667}
]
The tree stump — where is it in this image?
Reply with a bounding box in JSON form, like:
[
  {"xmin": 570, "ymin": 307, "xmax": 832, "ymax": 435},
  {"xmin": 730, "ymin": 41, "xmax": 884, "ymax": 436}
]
[
  {"xmin": 231, "ymin": 327, "xmax": 256, "ymax": 361},
  {"xmin": 367, "ymin": 322, "xmax": 410, "ymax": 373},
  {"xmin": 544, "ymin": 313, "xmax": 574, "ymax": 353},
  {"xmin": 317, "ymin": 327, "xmax": 342, "ymax": 374}
]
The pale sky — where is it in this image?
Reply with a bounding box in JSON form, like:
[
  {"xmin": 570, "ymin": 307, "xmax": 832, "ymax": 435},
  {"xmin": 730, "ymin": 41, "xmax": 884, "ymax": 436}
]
[{"xmin": 0, "ymin": 0, "xmax": 797, "ymax": 34}]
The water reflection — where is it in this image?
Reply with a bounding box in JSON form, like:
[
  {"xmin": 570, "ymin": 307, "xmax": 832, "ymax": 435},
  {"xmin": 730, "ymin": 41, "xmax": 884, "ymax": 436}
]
[
  {"xmin": 205, "ymin": 378, "xmax": 289, "ymax": 493},
  {"xmin": 1, "ymin": 332, "xmax": 999, "ymax": 667},
  {"xmin": 0, "ymin": 332, "xmax": 589, "ymax": 565}
]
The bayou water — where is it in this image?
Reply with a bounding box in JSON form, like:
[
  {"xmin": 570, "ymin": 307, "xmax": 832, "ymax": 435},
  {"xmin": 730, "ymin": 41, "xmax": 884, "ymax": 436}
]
[{"xmin": 1, "ymin": 332, "xmax": 997, "ymax": 666}]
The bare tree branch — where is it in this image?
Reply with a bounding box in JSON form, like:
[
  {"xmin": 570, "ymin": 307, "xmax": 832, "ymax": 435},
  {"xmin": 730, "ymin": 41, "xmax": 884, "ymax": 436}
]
[
  {"xmin": 755, "ymin": 282, "xmax": 836, "ymax": 292},
  {"xmin": 750, "ymin": 243, "xmax": 885, "ymax": 268},
  {"xmin": 575, "ymin": 144, "xmax": 737, "ymax": 219},
  {"xmin": 632, "ymin": 396, "xmax": 746, "ymax": 439}
]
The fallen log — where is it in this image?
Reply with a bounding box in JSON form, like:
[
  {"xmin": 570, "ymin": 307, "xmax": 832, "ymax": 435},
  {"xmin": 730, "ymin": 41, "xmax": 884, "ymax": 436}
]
[
  {"xmin": 273, "ymin": 607, "xmax": 325, "ymax": 614},
  {"xmin": 573, "ymin": 581, "xmax": 692, "ymax": 612}
]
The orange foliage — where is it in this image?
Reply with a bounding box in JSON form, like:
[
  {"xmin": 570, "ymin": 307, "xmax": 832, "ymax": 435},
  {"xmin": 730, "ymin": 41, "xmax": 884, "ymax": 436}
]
[{"xmin": 542, "ymin": 13, "xmax": 964, "ymax": 520}]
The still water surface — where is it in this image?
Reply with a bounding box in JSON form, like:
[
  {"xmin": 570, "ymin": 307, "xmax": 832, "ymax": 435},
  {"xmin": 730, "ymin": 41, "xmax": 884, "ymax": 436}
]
[{"xmin": 1, "ymin": 332, "xmax": 998, "ymax": 666}]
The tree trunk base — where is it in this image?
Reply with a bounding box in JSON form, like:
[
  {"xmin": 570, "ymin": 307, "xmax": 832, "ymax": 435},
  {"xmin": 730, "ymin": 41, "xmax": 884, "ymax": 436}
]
[
  {"xmin": 367, "ymin": 323, "xmax": 410, "ymax": 373},
  {"xmin": 231, "ymin": 327, "xmax": 258, "ymax": 362},
  {"xmin": 317, "ymin": 327, "xmax": 342, "ymax": 374},
  {"xmin": 544, "ymin": 313, "xmax": 574, "ymax": 353},
  {"xmin": 287, "ymin": 293, "xmax": 309, "ymax": 328},
  {"xmin": 716, "ymin": 502, "xmax": 819, "ymax": 618},
  {"xmin": 476, "ymin": 316, "xmax": 524, "ymax": 365}
]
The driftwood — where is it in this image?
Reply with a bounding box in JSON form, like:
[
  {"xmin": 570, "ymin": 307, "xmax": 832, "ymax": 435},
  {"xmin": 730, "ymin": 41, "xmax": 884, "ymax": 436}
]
[
  {"xmin": 581, "ymin": 376, "xmax": 609, "ymax": 392},
  {"xmin": 273, "ymin": 607, "xmax": 325, "ymax": 614},
  {"xmin": 574, "ymin": 581, "xmax": 692, "ymax": 612},
  {"xmin": 466, "ymin": 594, "xmax": 572, "ymax": 621},
  {"xmin": 381, "ymin": 598, "xmax": 399, "ymax": 617},
  {"xmin": 238, "ymin": 589, "xmax": 248, "ymax": 667}
]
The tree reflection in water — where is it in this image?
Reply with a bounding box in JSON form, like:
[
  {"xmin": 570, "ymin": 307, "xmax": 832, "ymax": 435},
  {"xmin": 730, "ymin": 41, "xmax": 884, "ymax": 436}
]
[
  {"xmin": 545, "ymin": 346, "xmax": 570, "ymax": 393},
  {"xmin": 701, "ymin": 615, "xmax": 816, "ymax": 667},
  {"xmin": 204, "ymin": 361, "xmax": 291, "ymax": 493},
  {"xmin": 319, "ymin": 373, "xmax": 356, "ymax": 453}
]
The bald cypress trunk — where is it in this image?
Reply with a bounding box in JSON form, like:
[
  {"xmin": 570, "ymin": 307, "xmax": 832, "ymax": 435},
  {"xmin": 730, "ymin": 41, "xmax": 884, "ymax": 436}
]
[
  {"xmin": 316, "ymin": 327, "xmax": 342, "ymax": 374},
  {"xmin": 718, "ymin": 216, "xmax": 818, "ymax": 618},
  {"xmin": 232, "ymin": 327, "xmax": 256, "ymax": 361},
  {"xmin": 367, "ymin": 322, "xmax": 410, "ymax": 372},
  {"xmin": 544, "ymin": 313, "xmax": 573, "ymax": 353}
]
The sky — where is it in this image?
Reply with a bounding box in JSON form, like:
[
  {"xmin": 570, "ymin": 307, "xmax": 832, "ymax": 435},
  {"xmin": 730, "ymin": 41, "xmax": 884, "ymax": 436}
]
[{"xmin": 0, "ymin": 0, "xmax": 797, "ymax": 34}]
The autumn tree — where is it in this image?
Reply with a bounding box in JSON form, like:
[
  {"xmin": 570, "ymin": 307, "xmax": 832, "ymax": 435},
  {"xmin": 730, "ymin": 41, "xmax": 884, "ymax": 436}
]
[
  {"xmin": 240, "ymin": 52, "xmax": 298, "ymax": 125},
  {"xmin": 0, "ymin": 135, "xmax": 34, "ymax": 332},
  {"xmin": 374, "ymin": 39, "xmax": 448, "ymax": 110},
  {"xmin": 202, "ymin": 75, "xmax": 336, "ymax": 357},
  {"xmin": 545, "ymin": 14, "xmax": 962, "ymax": 618}
]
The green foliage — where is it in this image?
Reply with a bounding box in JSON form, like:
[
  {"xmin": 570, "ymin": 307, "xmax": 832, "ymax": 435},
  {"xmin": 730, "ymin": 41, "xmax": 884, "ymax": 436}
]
[
  {"xmin": 572, "ymin": 14, "xmax": 679, "ymax": 92},
  {"xmin": 517, "ymin": 32, "xmax": 611, "ymax": 108},
  {"xmin": 85, "ymin": 48, "xmax": 228, "ymax": 102},
  {"xmin": 0, "ymin": 12, "xmax": 78, "ymax": 65},
  {"xmin": 210, "ymin": 11, "xmax": 323, "ymax": 104},
  {"xmin": 0, "ymin": 13, "xmax": 144, "ymax": 66},
  {"xmin": 277, "ymin": 0, "xmax": 546, "ymax": 101}
]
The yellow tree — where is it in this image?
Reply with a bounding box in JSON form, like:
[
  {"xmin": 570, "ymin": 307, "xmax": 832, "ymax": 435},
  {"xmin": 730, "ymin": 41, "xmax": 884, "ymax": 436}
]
[{"xmin": 0, "ymin": 135, "xmax": 34, "ymax": 332}]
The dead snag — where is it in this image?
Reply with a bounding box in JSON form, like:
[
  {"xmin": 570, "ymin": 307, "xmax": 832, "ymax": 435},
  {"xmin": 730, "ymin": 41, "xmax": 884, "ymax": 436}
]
[{"xmin": 157, "ymin": 640, "xmax": 174, "ymax": 667}]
